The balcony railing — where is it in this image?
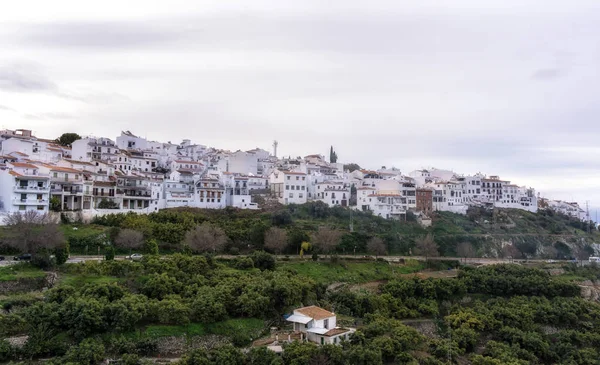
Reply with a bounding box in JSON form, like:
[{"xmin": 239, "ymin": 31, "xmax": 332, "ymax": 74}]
[
  {"xmin": 13, "ymin": 198, "xmax": 48, "ymax": 205},
  {"xmin": 117, "ymin": 190, "xmax": 152, "ymax": 198},
  {"xmin": 14, "ymin": 185, "xmax": 49, "ymax": 191}
]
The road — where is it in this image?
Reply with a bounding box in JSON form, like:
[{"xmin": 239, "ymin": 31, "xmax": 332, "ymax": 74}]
[{"xmin": 0, "ymin": 254, "xmax": 576, "ymax": 267}]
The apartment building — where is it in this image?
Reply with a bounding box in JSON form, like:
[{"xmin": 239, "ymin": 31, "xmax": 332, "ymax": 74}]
[
  {"xmin": 269, "ymin": 170, "xmax": 308, "ymax": 205},
  {"xmin": 0, "ymin": 163, "xmax": 51, "ymax": 214}
]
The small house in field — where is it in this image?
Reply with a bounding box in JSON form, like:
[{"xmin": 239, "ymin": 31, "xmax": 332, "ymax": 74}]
[{"xmin": 285, "ymin": 305, "xmax": 355, "ymax": 345}]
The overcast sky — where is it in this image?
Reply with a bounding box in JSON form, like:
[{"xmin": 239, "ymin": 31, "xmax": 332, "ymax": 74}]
[{"xmin": 1, "ymin": 0, "xmax": 599, "ymax": 218}]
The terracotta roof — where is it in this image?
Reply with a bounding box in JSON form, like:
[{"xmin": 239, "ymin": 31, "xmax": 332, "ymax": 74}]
[
  {"xmin": 9, "ymin": 170, "xmax": 23, "ymax": 177},
  {"xmin": 63, "ymin": 159, "xmax": 94, "ymax": 166},
  {"xmin": 357, "ymin": 187, "xmax": 376, "ymax": 190},
  {"xmin": 50, "ymin": 166, "xmax": 81, "ymax": 173},
  {"xmin": 324, "ymin": 328, "xmax": 351, "ymax": 337},
  {"xmin": 11, "ymin": 162, "xmax": 38, "ymax": 169},
  {"xmin": 10, "ymin": 152, "xmax": 28, "ymax": 156},
  {"xmin": 295, "ymin": 306, "xmax": 334, "ymax": 320},
  {"xmin": 281, "ymin": 171, "xmax": 306, "ymax": 175}
]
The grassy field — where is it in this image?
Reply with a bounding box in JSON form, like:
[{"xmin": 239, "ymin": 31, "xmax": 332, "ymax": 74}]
[
  {"xmin": 0, "ymin": 264, "xmax": 45, "ymax": 282},
  {"xmin": 277, "ymin": 260, "xmax": 424, "ymax": 284},
  {"xmin": 144, "ymin": 318, "xmax": 265, "ymax": 339}
]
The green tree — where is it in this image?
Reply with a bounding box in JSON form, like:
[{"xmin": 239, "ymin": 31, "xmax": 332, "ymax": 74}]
[
  {"xmin": 55, "ymin": 133, "xmax": 82, "ymax": 147},
  {"xmin": 105, "ymin": 245, "xmax": 116, "ymax": 261},
  {"xmin": 329, "ymin": 146, "xmax": 338, "ymax": 163},
  {"xmin": 247, "ymin": 346, "xmax": 283, "ymax": 365},
  {"xmin": 64, "ymin": 338, "xmax": 105, "ymax": 365},
  {"xmin": 192, "ymin": 288, "xmax": 227, "ymax": 323},
  {"xmin": 344, "ymin": 163, "xmax": 361, "ymax": 172},
  {"xmin": 54, "ymin": 240, "xmax": 70, "ymax": 265},
  {"xmin": 250, "ymin": 250, "xmax": 276, "ymax": 271},
  {"xmin": 50, "ymin": 196, "xmax": 61, "ymax": 212},
  {"xmin": 144, "ymin": 239, "xmax": 159, "ymax": 255},
  {"xmin": 98, "ymin": 199, "xmax": 119, "ymax": 209}
]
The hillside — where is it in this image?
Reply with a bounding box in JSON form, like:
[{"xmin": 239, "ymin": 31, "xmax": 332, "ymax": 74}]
[{"xmin": 62, "ymin": 202, "xmax": 599, "ymax": 260}]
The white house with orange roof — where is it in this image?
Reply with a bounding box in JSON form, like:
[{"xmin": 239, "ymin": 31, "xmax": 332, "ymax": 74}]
[
  {"xmin": 0, "ymin": 162, "xmax": 51, "ymax": 214},
  {"xmin": 286, "ymin": 305, "xmax": 355, "ymax": 345},
  {"xmin": 33, "ymin": 163, "xmax": 91, "ymax": 211}
]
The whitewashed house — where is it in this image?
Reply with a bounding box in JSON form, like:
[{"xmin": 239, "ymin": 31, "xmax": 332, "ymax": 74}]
[
  {"xmin": 315, "ymin": 181, "xmax": 351, "ymax": 207},
  {"xmin": 0, "ymin": 163, "xmax": 51, "ymax": 214},
  {"xmin": 269, "ymin": 170, "xmax": 308, "ymax": 205},
  {"xmin": 195, "ymin": 176, "xmax": 226, "ymax": 209},
  {"xmin": 286, "ymin": 306, "xmax": 354, "ymax": 345}
]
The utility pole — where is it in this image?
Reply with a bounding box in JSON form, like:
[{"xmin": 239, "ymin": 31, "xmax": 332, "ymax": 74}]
[{"xmin": 586, "ymin": 201, "xmax": 591, "ymax": 234}]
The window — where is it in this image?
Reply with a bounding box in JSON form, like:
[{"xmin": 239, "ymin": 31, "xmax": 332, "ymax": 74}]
[
  {"xmin": 296, "ymin": 176, "xmax": 299, "ymax": 180},
  {"xmin": 37, "ymin": 205, "xmax": 44, "ymax": 210},
  {"xmin": 299, "ymin": 193, "xmax": 303, "ymax": 198},
  {"xmin": 287, "ymin": 176, "xmax": 290, "ymax": 180},
  {"xmin": 19, "ymin": 205, "xmax": 26, "ymax": 211},
  {"xmin": 302, "ymin": 177, "xmax": 305, "ymax": 180},
  {"xmin": 289, "ymin": 193, "xmax": 293, "ymax": 198},
  {"xmin": 286, "ymin": 185, "xmax": 289, "ymax": 190},
  {"xmin": 37, "ymin": 194, "xmax": 42, "ymax": 200}
]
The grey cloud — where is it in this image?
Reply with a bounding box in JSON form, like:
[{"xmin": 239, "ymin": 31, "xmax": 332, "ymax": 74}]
[
  {"xmin": 21, "ymin": 21, "xmax": 182, "ymax": 49},
  {"xmin": 0, "ymin": 104, "xmax": 15, "ymax": 111},
  {"xmin": 531, "ymin": 68, "xmax": 563, "ymax": 80},
  {"xmin": 0, "ymin": 63, "xmax": 57, "ymax": 92},
  {"xmin": 22, "ymin": 112, "xmax": 77, "ymax": 120}
]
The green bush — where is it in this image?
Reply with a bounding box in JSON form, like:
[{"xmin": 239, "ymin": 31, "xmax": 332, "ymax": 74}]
[
  {"xmin": 105, "ymin": 246, "xmax": 115, "ymax": 261},
  {"xmin": 250, "ymin": 251, "xmax": 276, "ymax": 271}
]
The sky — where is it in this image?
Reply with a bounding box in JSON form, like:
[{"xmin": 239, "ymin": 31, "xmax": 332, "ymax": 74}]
[{"xmin": 1, "ymin": 0, "xmax": 599, "ymax": 219}]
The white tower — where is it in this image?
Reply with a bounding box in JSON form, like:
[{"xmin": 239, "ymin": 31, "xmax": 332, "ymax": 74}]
[{"xmin": 273, "ymin": 140, "xmax": 278, "ymax": 158}]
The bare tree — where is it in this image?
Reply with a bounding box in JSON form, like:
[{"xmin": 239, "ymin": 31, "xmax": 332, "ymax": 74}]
[
  {"xmin": 457, "ymin": 242, "xmax": 475, "ymax": 263},
  {"xmin": 501, "ymin": 244, "xmax": 521, "ymax": 262},
  {"xmin": 184, "ymin": 222, "xmax": 228, "ymax": 254},
  {"xmin": 414, "ymin": 234, "xmax": 439, "ymax": 263},
  {"xmin": 3, "ymin": 211, "xmax": 56, "ymax": 225},
  {"xmin": 3, "ymin": 212, "xmax": 64, "ymax": 255},
  {"xmin": 367, "ymin": 237, "xmax": 387, "ymax": 258},
  {"xmin": 574, "ymin": 245, "xmax": 593, "ymax": 266},
  {"xmin": 114, "ymin": 229, "xmax": 144, "ymax": 254},
  {"xmin": 311, "ymin": 226, "xmax": 342, "ymax": 257},
  {"xmin": 264, "ymin": 227, "xmax": 288, "ymax": 254}
]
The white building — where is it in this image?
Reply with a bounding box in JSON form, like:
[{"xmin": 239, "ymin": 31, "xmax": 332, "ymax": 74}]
[
  {"xmin": 71, "ymin": 137, "xmax": 118, "ymax": 162},
  {"xmin": 0, "ymin": 163, "xmax": 51, "ymax": 214},
  {"xmin": 286, "ymin": 306, "xmax": 354, "ymax": 345},
  {"xmin": 116, "ymin": 131, "xmax": 149, "ymax": 151},
  {"xmin": 315, "ymin": 181, "xmax": 351, "ymax": 207},
  {"xmin": 195, "ymin": 176, "xmax": 226, "ymax": 209},
  {"xmin": 269, "ymin": 170, "xmax": 308, "ymax": 205}
]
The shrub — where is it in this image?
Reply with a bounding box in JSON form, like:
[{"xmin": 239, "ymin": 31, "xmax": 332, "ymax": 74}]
[
  {"xmin": 250, "ymin": 251, "xmax": 276, "ymax": 271},
  {"xmin": 233, "ymin": 257, "xmax": 254, "ymax": 270},
  {"xmin": 105, "ymin": 246, "xmax": 115, "ymax": 261}
]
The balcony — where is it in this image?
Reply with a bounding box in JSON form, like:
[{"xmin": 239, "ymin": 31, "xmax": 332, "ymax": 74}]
[
  {"xmin": 51, "ymin": 186, "xmax": 84, "ymax": 194},
  {"xmin": 14, "ymin": 185, "xmax": 49, "ymax": 192},
  {"xmin": 118, "ymin": 190, "xmax": 152, "ymax": 198},
  {"xmin": 13, "ymin": 198, "xmax": 48, "ymax": 205}
]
